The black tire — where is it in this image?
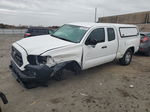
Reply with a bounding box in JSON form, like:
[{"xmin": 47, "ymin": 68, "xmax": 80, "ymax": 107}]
[
  {"xmin": 52, "ymin": 70, "xmax": 64, "ymax": 81},
  {"xmin": 119, "ymin": 49, "xmax": 133, "ymax": 66}
]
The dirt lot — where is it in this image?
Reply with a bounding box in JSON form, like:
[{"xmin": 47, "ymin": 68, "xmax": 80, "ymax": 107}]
[{"xmin": 0, "ymin": 34, "xmax": 150, "ymax": 112}]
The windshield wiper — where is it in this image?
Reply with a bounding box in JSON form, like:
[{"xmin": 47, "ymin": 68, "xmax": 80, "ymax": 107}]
[
  {"xmin": 51, "ymin": 34, "xmax": 74, "ymax": 43},
  {"xmin": 51, "ymin": 34, "xmax": 58, "ymax": 38},
  {"xmin": 58, "ymin": 37, "xmax": 74, "ymax": 42}
]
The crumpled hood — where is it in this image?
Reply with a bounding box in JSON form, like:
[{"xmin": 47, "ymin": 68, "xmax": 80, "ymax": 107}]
[{"xmin": 16, "ymin": 35, "xmax": 75, "ymax": 55}]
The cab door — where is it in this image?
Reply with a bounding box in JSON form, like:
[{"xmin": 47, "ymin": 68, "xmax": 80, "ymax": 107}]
[
  {"xmin": 105, "ymin": 28, "xmax": 118, "ymax": 59},
  {"xmin": 82, "ymin": 27, "xmax": 117, "ymax": 70},
  {"xmin": 82, "ymin": 28, "xmax": 107, "ymax": 69}
]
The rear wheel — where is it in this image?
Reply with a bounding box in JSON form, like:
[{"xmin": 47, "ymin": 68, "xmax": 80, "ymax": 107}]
[{"xmin": 119, "ymin": 49, "xmax": 133, "ymax": 65}]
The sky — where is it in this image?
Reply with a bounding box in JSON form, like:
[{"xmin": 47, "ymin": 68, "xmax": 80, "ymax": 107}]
[{"xmin": 0, "ymin": 0, "xmax": 150, "ymax": 26}]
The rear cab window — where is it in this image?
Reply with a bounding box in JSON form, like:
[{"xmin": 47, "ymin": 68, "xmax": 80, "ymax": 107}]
[{"xmin": 119, "ymin": 27, "xmax": 138, "ymax": 38}]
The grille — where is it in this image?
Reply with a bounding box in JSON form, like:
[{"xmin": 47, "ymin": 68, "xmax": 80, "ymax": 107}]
[{"xmin": 11, "ymin": 46, "xmax": 23, "ymax": 67}]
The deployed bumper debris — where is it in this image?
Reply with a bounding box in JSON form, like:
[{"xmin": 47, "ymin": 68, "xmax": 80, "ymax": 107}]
[
  {"xmin": 9, "ymin": 61, "xmax": 81, "ymax": 89},
  {"xmin": 0, "ymin": 92, "xmax": 8, "ymax": 104}
]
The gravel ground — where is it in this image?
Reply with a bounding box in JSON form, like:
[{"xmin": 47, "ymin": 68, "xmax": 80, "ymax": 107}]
[{"xmin": 0, "ymin": 34, "xmax": 150, "ymax": 112}]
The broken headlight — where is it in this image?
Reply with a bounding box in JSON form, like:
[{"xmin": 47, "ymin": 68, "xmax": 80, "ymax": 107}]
[
  {"xmin": 37, "ymin": 56, "xmax": 47, "ymax": 64},
  {"xmin": 46, "ymin": 56, "xmax": 56, "ymax": 67},
  {"xmin": 27, "ymin": 55, "xmax": 47, "ymax": 65},
  {"xmin": 27, "ymin": 55, "xmax": 55, "ymax": 66},
  {"xmin": 27, "ymin": 55, "xmax": 37, "ymax": 65}
]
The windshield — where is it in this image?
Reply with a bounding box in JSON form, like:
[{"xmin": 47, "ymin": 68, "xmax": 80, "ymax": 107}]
[
  {"xmin": 146, "ymin": 33, "xmax": 150, "ymax": 38},
  {"xmin": 52, "ymin": 25, "xmax": 89, "ymax": 43},
  {"xmin": 140, "ymin": 33, "xmax": 150, "ymax": 38}
]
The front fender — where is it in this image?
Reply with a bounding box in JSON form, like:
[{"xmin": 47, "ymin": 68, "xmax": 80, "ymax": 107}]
[{"xmin": 42, "ymin": 44, "xmax": 83, "ymax": 67}]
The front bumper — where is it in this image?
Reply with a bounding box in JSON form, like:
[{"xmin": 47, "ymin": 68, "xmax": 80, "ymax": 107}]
[
  {"xmin": 9, "ymin": 60, "xmax": 74, "ymax": 88},
  {"xmin": 9, "ymin": 61, "xmax": 53, "ymax": 88}
]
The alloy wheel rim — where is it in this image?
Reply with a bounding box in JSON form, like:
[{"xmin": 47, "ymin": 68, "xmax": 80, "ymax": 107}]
[{"xmin": 125, "ymin": 52, "xmax": 131, "ymax": 63}]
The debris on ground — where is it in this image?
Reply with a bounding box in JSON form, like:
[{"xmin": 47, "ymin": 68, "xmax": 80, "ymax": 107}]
[
  {"xmin": 80, "ymin": 93, "xmax": 88, "ymax": 96},
  {"xmin": 30, "ymin": 100, "xmax": 38, "ymax": 105},
  {"xmin": 129, "ymin": 85, "xmax": 134, "ymax": 88},
  {"xmin": 99, "ymin": 82, "xmax": 103, "ymax": 86}
]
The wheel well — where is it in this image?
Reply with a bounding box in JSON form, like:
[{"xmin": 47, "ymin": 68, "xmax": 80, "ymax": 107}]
[
  {"xmin": 60, "ymin": 61, "xmax": 81, "ymax": 74},
  {"xmin": 128, "ymin": 47, "xmax": 134, "ymax": 53},
  {"xmin": 65, "ymin": 61, "xmax": 81, "ymax": 70}
]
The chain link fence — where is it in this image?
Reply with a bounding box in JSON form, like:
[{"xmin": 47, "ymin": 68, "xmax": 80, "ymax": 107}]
[{"xmin": 0, "ymin": 29, "xmax": 27, "ymax": 34}]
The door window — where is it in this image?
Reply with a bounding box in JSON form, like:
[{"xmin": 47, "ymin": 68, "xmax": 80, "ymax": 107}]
[
  {"xmin": 87, "ymin": 28, "xmax": 105, "ymax": 43},
  {"xmin": 107, "ymin": 28, "xmax": 115, "ymax": 41}
]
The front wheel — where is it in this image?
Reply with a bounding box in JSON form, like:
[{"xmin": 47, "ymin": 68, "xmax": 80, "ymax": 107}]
[
  {"xmin": 52, "ymin": 70, "xmax": 64, "ymax": 81},
  {"xmin": 119, "ymin": 49, "xmax": 133, "ymax": 66}
]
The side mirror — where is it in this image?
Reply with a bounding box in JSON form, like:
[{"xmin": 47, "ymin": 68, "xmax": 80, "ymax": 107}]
[{"xmin": 85, "ymin": 38, "xmax": 98, "ymax": 45}]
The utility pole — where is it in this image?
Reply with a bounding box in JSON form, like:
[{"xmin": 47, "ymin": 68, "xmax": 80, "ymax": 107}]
[{"xmin": 95, "ymin": 8, "xmax": 97, "ymax": 23}]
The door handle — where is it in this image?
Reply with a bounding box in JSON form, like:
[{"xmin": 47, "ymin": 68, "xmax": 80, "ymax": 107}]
[{"xmin": 101, "ymin": 46, "xmax": 107, "ymax": 49}]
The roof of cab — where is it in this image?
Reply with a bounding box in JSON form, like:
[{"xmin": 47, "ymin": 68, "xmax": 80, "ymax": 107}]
[{"xmin": 68, "ymin": 22, "xmax": 137, "ymax": 28}]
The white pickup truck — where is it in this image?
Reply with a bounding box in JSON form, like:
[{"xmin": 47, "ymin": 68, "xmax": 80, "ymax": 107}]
[{"xmin": 10, "ymin": 22, "xmax": 140, "ymax": 88}]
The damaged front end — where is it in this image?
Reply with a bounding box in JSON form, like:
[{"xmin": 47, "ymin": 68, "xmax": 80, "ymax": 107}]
[
  {"xmin": 10, "ymin": 54, "xmax": 81, "ymax": 89},
  {"xmin": 10, "ymin": 60, "xmax": 52, "ymax": 89}
]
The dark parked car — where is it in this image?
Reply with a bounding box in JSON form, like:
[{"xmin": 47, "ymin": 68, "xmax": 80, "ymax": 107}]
[
  {"xmin": 24, "ymin": 27, "xmax": 55, "ymax": 38},
  {"xmin": 138, "ymin": 32, "xmax": 150, "ymax": 56}
]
